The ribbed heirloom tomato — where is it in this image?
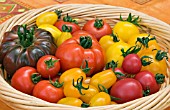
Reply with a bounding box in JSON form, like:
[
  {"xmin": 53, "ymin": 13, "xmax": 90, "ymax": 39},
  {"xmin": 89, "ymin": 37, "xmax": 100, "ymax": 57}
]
[{"xmin": 55, "ymin": 34, "xmax": 105, "ymax": 76}]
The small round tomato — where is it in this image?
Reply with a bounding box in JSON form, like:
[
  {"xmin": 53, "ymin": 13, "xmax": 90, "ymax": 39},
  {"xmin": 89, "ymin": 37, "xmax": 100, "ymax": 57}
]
[
  {"xmin": 33, "ymin": 80, "xmax": 64, "ymax": 103},
  {"xmin": 135, "ymin": 70, "xmax": 160, "ymax": 95},
  {"xmin": 110, "ymin": 78, "xmax": 143, "ymax": 104},
  {"xmin": 122, "ymin": 54, "xmax": 142, "ymax": 74},
  {"xmin": 11, "ymin": 66, "xmax": 41, "ymax": 95},
  {"xmin": 114, "ymin": 67, "xmax": 126, "ymax": 80},
  {"xmin": 57, "ymin": 97, "xmax": 83, "ymax": 107},
  {"xmin": 89, "ymin": 92, "xmax": 111, "ymax": 106},
  {"xmin": 83, "ymin": 19, "xmax": 112, "ymax": 41},
  {"xmin": 113, "ymin": 21, "xmax": 139, "ymax": 43},
  {"xmin": 37, "ymin": 55, "xmax": 60, "ymax": 79},
  {"xmin": 54, "ymin": 14, "xmax": 80, "ymax": 33}
]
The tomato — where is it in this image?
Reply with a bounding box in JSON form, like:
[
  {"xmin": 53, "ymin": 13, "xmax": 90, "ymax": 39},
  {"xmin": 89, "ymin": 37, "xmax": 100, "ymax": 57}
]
[
  {"xmin": 59, "ymin": 68, "xmax": 86, "ymax": 85},
  {"xmin": 36, "ymin": 10, "xmax": 62, "ymax": 26},
  {"xmin": 38, "ymin": 24, "xmax": 61, "ymax": 44},
  {"xmin": 139, "ymin": 49, "xmax": 168, "ymax": 76},
  {"xmin": 56, "ymin": 25, "xmax": 72, "ymax": 47},
  {"xmin": 135, "ymin": 70, "xmax": 161, "ymax": 95},
  {"xmin": 37, "ymin": 55, "xmax": 60, "ymax": 79},
  {"xmin": 80, "ymin": 84, "xmax": 99, "ymax": 104},
  {"xmin": 33, "ymin": 80, "xmax": 64, "ymax": 103},
  {"xmin": 122, "ymin": 54, "xmax": 142, "ymax": 74},
  {"xmin": 83, "ymin": 19, "xmax": 112, "ymax": 41},
  {"xmin": 55, "ymin": 35, "xmax": 105, "ymax": 76},
  {"xmin": 114, "ymin": 67, "xmax": 126, "ymax": 80},
  {"xmin": 110, "ymin": 78, "xmax": 143, "ymax": 104},
  {"xmin": 106, "ymin": 42, "xmax": 130, "ymax": 67},
  {"xmin": 57, "ymin": 97, "xmax": 83, "ymax": 107},
  {"xmin": 99, "ymin": 33, "xmax": 123, "ymax": 52},
  {"xmin": 11, "ymin": 66, "xmax": 41, "ymax": 95},
  {"xmin": 54, "ymin": 14, "xmax": 80, "ymax": 33},
  {"xmin": 90, "ymin": 70, "xmax": 117, "ymax": 90},
  {"xmin": 89, "ymin": 92, "xmax": 111, "ymax": 106}
]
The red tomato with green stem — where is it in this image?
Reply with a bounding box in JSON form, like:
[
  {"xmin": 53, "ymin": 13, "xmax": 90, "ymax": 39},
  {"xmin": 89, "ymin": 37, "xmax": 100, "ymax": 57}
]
[
  {"xmin": 83, "ymin": 19, "xmax": 112, "ymax": 41},
  {"xmin": 11, "ymin": 66, "xmax": 41, "ymax": 95},
  {"xmin": 135, "ymin": 70, "xmax": 165, "ymax": 96},
  {"xmin": 54, "ymin": 14, "xmax": 80, "ymax": 33},
  {"xmin": 37, "ymin": 55, "xmax": 60, "ymax": 79},
  {"xmin": 110, "ymin": 78, "xmax": 143, "ymax": 104},
  {"xmin": 33, "ymin": 80, "xmax": 64, "ymax": 103}
]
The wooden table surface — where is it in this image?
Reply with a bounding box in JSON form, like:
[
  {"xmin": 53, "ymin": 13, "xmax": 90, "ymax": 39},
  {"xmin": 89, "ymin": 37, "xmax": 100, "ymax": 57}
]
[{"xmin": 0, "ymin": 0, "xmax": 170, "ymax": 110}]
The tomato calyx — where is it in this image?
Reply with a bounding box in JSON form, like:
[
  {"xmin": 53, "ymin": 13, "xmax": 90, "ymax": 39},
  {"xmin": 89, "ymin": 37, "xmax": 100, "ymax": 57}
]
[
  {"xmin": 120, "ymin": 13, "xmax": 142, "ymax": 28},
  {"xmin": 62, "ymin": 24, "xmax": 72, "ymax": 32},
  {"xmin": 98, "ymin": 84, "xmax": 120, "ymax": 101},
  {"xmin": 81, "ymin": 103, "xmax": 90, "ymax": 108},
  {"xmin": 73, "ymin": 76, "xmax": 89, "ymax": 95},
  {"xmin": 110, "ymin": 33, "xmax": 120, "ymax": 42},
  {"xmin": 155, "ymin": 73, "xmax": 165, "ymax": 84},
  {"xmin": 105, "ymin": 60, "xmax": 118, "ymax": 71},
  {"xmin": 50, "ymin": 78, "xmax": 64, "ymax": 88},
  {"xmin": 136, "ymin": 35, "xmax": 156, "ymax": 48},
  {"xmin": 143, "ymin": 87, "xmax": 150, "ymax": 97},
  {"xmin": 54, "ymin": 9, "xmax": 62, "ymax": 19},
  {"xmin": 31, "ymin": 73, "xmax": 41, "ymax": 84},
  {"xmin": 17, "ymin": 24, "xmax": 34, "ymax": 48},
  {"xmin": 121, "ymin": 45, "xmax": 142, "ymax": 57},
  {"xmin": 44, "ymin": 58, "xmax": 59, "ymax": 69},
  {"xmin": 80, "ymin": 60, "xmax": 91, "ymax": 74},
  {"xmin": 141, "ymin": 56, "xmax": 153, "ymax": 66},
  {"xmin": 94, "ymin": 19, "xmax": 103, "ymax": 29},
  {"xmin": 154, "ymin": 49, "xmax": 168, "ymax": 61},
  {"xmin": 80, "ymin": 36, "xmax": 92, "ymax": 49},
  {"xmin": 63, "ymin": 13, "xmax": 78, "ymax": 24}
]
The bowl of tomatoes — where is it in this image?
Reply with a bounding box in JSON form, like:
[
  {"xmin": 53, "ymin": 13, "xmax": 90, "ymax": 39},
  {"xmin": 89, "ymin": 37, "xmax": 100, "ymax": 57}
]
[{"xmin": 0, "ymin": 4, "xmax": 169, "ymax": 110}]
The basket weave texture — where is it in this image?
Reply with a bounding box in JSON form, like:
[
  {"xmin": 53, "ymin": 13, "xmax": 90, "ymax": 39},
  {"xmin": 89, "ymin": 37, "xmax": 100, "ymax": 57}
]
[{"xmin": 0, "ymin": 4, "xmax": 170, "ymax": 110}]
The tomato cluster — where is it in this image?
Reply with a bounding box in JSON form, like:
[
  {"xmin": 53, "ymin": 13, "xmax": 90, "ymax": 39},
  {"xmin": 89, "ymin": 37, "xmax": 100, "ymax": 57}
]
[{"xmin": 0, "ymin": 11, "xmax": 168, "ymax": 107}]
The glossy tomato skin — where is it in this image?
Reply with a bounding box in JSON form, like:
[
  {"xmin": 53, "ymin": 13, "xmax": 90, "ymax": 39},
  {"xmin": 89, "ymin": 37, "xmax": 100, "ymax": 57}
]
[
  {"xmin": 54, "ymin": 20, "xmax": 80, "ymax": 33},
  {"xmin": 122, "ymin": 54, "xmax": 142, "ymax": 74},
  {"xmin": 37, "ymin": 55, "xmax": 60, "ymax": 79},
  {"xmin": 55, "ymin": 34, "xmax": 105, "ymax": 76},
  {"xmin": 110, "ymin": 78, "xmax": 143, "ymax": 104},
  {"xmin": 83, "ymin": 19, "xmax": 112, "ymax": 41},
  {"xmin": 57, "ymin": 97, "xmax": 83, "ymax": 107},
  {"xmin": 33, "ymin": 80, "xmax": 64, "ymax": 103},
  {"xmin": 135, "ymin": 70, "xmax": 160, "ymax": 95},
  {"xmin": 11, "ymin": 66, "xmax": 37, "ymax": 95}
]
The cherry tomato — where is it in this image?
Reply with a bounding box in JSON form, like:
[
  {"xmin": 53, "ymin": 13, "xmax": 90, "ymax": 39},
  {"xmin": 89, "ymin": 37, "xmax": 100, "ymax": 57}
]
[
  {"xmin": 11, "ymin": 66, "xmax": 41, "ymax": 95},
  {"xmin": 135, "ymin": 70, "xmax": 160, "ymax": 95},
  {"xmin": 89, "ymin": 92, "xmax": 111, "ymax": 106},
  {"xmin": 54, "ymin": 14, "xmax": 80, "ymax": 33},
  {"xmin": 37, "ymin": 55, "xmax": 60, "ymax": 79},
  {"xmin": 122, "ymin": 54, "xmax": 142, "ymax": 74},
  {"xmin": 57, "ymin": 97, "xmax": 83, "ymax": 107},
  {"xmin": 83, "ymin": 19, "xmax": 112, "ymax": 41},
  {"xmin": 33, "ymin": 80, "xmax": 64, "ymax": 103},
  {"xmin": 114, "ymin": 67, "xmax": 126, "ymax": 80},
  {"xmin": 110, "ymin": 78, "xmax": 143, "ymax": 104}
]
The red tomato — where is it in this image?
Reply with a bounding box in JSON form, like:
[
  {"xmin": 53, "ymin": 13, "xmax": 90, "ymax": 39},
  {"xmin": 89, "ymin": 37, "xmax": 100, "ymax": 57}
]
[
  {"xmin": 135, "ymin": 70, "xmax": 160, "ymax": 95},
  {"xmin": 122, "ymin": 54, "xmax": 142, "ymax": 74},
  {"xmin": 110, "ymin": 78, "xmax": 143, "ymax": 104},
  {"xmin": 54, "ymin": 14, "xmax": 80, "ymax": 33},
  {"xmin": 33, "ymin": 80, "xmax": 64, "ymax": 103},
  {"xmin": 11, "ymin": 66, "xmax": 41, "ymax": 95},
  {"xmin": 114, "ymin": 67, "xmax": 126, "ymax": 80},
  {"xmin": 82, "ymin": 19, "xmax": 112, "ymax": 41},
  {"xmin": 37, "ymin": 55, "xmax": 60, "ymax": 79},
  {"xmin": 55, "ymin": 35, "xmax": 105, "ymax": 76}
]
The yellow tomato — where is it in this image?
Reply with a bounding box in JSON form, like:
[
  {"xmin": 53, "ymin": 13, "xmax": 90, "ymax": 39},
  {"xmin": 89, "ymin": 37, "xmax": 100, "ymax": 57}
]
[
  {"xmin": 110, "ymin": 101, "xmax": 117, "ymax": 104},
  {"xmin": 113, "ymin": 21, "xmax": 140, "ymax": 43},
  {"xmin": 56, "ymin": 31, "xmax": 72, "ymax": 47},
  {"xmin": 90, "ymin": 70, "xmax": 117, "ymax": 90},
  {"xmin": 57, "ymin": 97, "xmax": 83, "ymax": 107},
  {"xmin": 36, "ymin": 12, "xmax": 58, "ymax": 26},
  {"xmin": 89, "ymin": 92, "xmax": 111, "ymax": 107},
  {"xmin": 99, "ymin": 34, "xmax": 123, "ymax": 52},
  {"xmin": 38, "ymin": 24, "xmax": 61, "ymax": 44},
  {"xmin": 80, "ymin": 84, "xmax": 99, "ymax": 104},
  {"xmin": 106, "ymin": 42, "xmax": 130, "ymax": 67}
]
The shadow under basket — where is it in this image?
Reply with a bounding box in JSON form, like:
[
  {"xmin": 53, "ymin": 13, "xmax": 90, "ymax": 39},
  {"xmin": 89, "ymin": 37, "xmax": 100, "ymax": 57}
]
[{"xmin": 0, "ymin": 4, "xmax": 170, "ymax": 110}]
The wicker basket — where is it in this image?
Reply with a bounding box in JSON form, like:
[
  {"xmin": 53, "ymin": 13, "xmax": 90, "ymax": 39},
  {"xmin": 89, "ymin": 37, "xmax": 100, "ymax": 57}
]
[{"xmin": 0, "ymin": 4, "xmax": 170, "ymax": 110}]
